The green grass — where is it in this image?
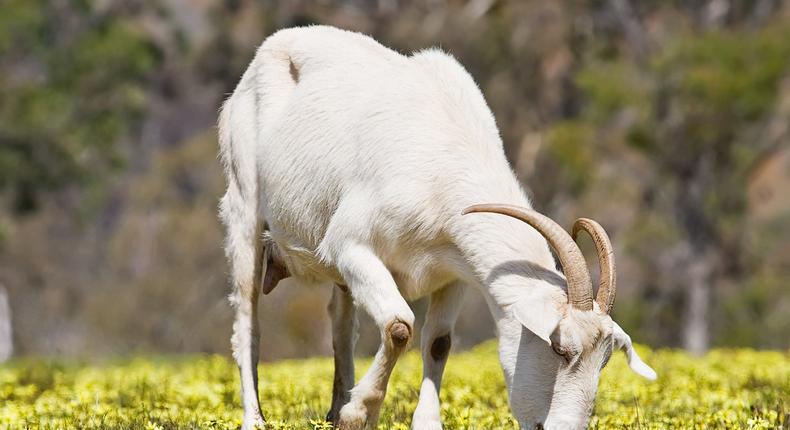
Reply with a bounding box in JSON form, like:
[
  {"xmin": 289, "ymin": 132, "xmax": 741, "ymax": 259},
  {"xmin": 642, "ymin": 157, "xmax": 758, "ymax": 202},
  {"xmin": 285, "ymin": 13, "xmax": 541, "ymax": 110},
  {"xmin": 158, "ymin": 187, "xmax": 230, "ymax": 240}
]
[{"xmin": 1, "ymin": 341, "xmax": 788, "ymax": 429}]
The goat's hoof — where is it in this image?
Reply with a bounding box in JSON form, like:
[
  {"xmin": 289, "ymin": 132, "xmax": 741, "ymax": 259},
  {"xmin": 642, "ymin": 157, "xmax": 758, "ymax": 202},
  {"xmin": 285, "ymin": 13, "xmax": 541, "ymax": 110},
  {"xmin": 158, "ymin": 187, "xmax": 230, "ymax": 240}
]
[
  {"xmin": 336, "ymin": 417, "xmax": 367, "ymax": 430},
  {"xmin": 387, "ymin": 320, "xmax": 412, "ymax": 348},
  {"xmin": 325, "ymin": 409, "xmax": 340, "ymax": 425},
  {"xmin": 411, "ymin": 419, "xmax": 444, "ymax": 430},
  {"xmin": 241, "ymin": 415, "xmax": 266, "ymax": 430},
  {"xmin": 337, "ymin": 403, "xmax": 368, "ymax": 430}
]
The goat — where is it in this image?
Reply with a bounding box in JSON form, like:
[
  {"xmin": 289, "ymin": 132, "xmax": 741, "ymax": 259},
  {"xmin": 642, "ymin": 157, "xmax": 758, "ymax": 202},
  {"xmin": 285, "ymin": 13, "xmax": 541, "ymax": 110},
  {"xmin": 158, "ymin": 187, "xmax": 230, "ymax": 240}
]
[{"xmin": 218, "ymin": 26, "xmax": 656, "ymax": 430}]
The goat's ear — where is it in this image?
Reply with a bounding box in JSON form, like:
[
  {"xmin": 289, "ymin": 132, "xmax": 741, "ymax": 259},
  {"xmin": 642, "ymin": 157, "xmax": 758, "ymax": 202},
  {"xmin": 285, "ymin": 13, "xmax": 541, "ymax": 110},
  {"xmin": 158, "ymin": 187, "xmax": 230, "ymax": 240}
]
[
  {"xmin": 612, "ymin": 321, "xmax": 657, "ymax": 380},
  {"xmin": 512, "ymin": 291, "xmax": 562, "ymax": 345}
]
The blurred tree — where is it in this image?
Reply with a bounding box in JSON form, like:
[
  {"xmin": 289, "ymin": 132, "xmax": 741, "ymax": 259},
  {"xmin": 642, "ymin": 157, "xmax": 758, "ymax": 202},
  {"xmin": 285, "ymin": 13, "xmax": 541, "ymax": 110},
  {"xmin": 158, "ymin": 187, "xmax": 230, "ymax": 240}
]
[
  {"xmin": 2, "ymin": 0, "xmax": 789, "ymax": 357},
  {"xmin": 0, "ymin": 0, "xmax": 159, "ymax": 217},
  {"xmin": 555, "ymin": 21, "xmax": 790, "ymax": 353}
]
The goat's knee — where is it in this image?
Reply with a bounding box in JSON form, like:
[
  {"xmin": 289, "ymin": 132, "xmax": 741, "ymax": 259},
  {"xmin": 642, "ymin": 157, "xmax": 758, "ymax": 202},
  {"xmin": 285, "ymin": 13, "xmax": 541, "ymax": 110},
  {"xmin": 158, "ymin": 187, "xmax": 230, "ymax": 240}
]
[{"xmin": 386, "ymin": 318, "xmax": 413, "ymax": 349}]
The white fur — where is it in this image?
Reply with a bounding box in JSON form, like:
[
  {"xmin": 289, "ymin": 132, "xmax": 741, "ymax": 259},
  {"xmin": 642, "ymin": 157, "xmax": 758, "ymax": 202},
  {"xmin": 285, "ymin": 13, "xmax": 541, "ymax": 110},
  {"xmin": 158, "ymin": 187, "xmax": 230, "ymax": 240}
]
[{"xmin": 218, "ymin": 26, "xmax": 654, "ymax": 430}]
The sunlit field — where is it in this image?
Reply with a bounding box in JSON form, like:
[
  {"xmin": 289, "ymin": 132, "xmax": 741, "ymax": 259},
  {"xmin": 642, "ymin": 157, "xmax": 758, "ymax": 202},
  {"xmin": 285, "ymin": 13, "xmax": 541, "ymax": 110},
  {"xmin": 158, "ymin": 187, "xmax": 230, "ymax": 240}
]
[{"xmin": 1, "ymin": 341, "xmax": 787, "ymax": 429}]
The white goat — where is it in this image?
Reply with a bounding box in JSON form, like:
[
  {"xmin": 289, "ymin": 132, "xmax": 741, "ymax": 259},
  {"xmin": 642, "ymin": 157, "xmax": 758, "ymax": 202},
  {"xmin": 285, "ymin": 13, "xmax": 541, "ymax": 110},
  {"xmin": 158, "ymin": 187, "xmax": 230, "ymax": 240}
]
[{"xmin": 218, "ymin": 26, "xmax": 656, "ymax": 430}]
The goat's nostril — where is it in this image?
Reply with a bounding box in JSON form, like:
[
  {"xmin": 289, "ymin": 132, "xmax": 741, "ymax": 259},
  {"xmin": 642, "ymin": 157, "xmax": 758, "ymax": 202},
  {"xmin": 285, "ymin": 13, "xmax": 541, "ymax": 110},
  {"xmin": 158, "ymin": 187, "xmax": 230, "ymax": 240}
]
[{"xmin": 534, "ymin": 424, "xmax": 544, "ymax": 430}]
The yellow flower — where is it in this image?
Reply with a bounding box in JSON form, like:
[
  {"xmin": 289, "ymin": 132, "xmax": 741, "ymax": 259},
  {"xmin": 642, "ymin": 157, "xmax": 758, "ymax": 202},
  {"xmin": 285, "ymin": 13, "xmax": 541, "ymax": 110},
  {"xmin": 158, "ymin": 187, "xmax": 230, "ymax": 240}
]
[{"xmin": 0, "ymin": 343, "xmax": 787, "ymax": 429}]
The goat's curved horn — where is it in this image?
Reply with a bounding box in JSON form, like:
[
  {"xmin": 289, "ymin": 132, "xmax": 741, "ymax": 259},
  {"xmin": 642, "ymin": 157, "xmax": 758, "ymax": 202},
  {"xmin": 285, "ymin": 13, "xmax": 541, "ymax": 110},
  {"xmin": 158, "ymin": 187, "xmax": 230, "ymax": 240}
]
[
  {"xmin": 462, "ymin": 204, "xmax": 593, "ymax": 311},
  {"xmin": 572, "ymin": 218, "xmax": 616, "ymax": 314}
]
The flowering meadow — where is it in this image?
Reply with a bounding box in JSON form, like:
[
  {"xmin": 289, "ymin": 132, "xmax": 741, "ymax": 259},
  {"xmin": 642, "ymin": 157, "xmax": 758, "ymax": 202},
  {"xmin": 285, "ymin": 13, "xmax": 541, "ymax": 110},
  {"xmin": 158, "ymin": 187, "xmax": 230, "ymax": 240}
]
[{"xmin": 0, "ymin": 341, "xmax": 787, "ymax": 429}]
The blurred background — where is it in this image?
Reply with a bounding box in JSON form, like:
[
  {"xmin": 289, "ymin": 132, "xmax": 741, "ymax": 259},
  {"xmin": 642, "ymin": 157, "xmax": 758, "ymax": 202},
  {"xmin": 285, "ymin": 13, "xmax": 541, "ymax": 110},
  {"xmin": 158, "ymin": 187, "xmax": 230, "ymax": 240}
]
[{"xmin": 0, "ymin": 0, "xmax": 788, "ymax": 362}]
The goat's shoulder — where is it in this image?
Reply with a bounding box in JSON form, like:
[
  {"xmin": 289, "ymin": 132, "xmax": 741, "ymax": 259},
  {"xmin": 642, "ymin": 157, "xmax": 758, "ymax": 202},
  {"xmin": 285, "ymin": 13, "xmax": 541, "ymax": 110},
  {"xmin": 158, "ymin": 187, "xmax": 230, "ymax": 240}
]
[
  {"xmin": 409, "ymin": 49, "xmax": 478, "ymax": 89},
  {"xmin": 408, "ymin": 49, "xmax": 501, "ymax": 153}
]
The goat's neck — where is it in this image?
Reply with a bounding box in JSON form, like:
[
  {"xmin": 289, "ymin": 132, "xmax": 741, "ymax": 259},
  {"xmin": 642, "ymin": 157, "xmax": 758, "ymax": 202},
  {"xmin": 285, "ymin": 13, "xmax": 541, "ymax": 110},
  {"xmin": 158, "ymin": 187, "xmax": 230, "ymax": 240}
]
[{"xmin": 453, "ymin": 215, "xmax": 567, "ymax": 310}]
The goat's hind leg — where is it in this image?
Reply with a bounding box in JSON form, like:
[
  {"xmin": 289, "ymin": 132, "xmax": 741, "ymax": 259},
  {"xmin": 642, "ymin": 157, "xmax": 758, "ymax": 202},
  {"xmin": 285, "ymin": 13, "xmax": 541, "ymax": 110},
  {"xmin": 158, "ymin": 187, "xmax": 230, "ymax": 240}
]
[
  {"xmin": 222, "ymin": 189, "xmax": 265, "ymax": 430},
  {"xmin": 326, "ymin": 284, "xmax": 358, "ymax": 424}
]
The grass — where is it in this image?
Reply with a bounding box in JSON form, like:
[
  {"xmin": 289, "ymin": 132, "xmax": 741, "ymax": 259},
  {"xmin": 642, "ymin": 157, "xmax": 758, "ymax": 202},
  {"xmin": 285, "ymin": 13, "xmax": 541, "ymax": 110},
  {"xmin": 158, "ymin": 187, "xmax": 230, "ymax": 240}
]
[{"xmin": 0, "ymin": 341, "xmax": 788, "ymax": 429}]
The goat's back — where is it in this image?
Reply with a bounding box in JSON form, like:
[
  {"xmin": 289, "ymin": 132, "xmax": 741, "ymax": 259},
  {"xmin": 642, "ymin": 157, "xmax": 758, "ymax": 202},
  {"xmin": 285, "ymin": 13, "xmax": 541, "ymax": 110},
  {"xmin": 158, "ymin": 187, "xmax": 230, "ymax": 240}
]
[{"xmin": 223, "ymin": 26, "xmax": 526, "ymax": 286}]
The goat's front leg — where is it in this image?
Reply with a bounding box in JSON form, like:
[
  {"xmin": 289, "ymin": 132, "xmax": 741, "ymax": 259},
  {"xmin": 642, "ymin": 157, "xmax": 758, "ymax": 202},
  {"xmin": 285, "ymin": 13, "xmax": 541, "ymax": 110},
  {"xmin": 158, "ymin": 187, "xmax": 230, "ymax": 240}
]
[
  {"xmin": 332, "ymin": 244, "xmax": 415, "ymax": 430},
  {"xmin": 412, "ymin": 281, "xmax": 465, "ymax": 430},
  {"xmin": 326, "ymin": 284, "xmax": 358, "ymax": 424}
]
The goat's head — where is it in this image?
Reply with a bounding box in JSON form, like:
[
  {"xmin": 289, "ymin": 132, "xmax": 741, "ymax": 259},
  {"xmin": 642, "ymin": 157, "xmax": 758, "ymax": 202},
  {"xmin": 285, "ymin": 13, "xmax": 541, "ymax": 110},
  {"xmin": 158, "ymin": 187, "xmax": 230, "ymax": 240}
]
[{"xmin": 463, "ymin": 205, "xmax": 656, "ymax": 430}]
